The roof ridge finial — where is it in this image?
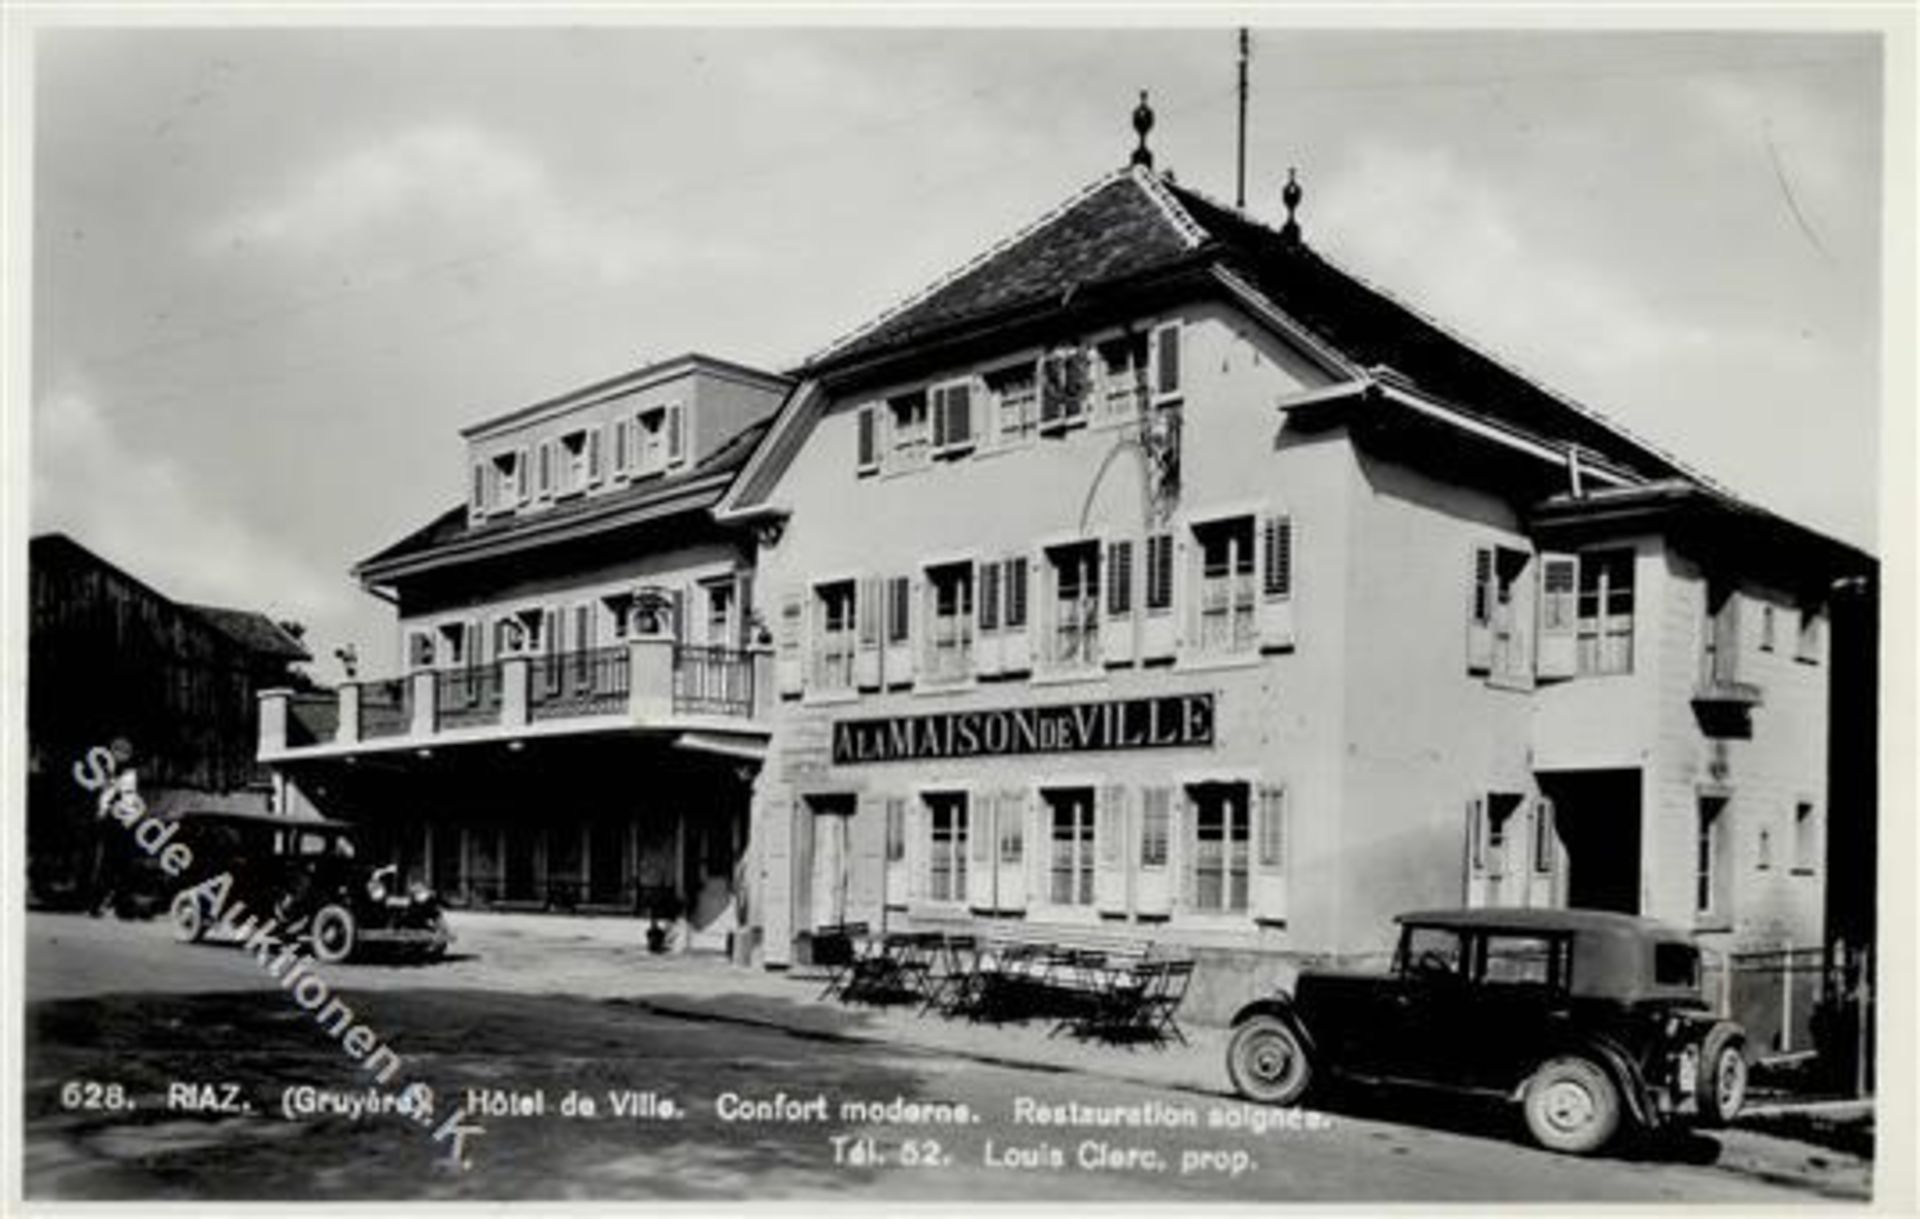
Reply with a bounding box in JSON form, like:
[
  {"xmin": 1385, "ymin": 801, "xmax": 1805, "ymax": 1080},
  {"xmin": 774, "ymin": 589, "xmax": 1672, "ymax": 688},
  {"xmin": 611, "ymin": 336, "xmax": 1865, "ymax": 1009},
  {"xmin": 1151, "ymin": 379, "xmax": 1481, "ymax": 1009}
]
[
  {"xmin": 1130, "ymin": 90, "xmax": 1155, "ymax": 170},
  {"xmin": 1280, "ymin": 166, "xmax": 1303, "ymax": 244}
]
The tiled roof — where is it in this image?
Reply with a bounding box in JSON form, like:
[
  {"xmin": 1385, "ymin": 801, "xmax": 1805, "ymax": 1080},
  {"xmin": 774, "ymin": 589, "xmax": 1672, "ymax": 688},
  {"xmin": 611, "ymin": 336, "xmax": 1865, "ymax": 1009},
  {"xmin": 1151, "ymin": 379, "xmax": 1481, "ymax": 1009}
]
[
  {"xmin": 184, "ymin": 604, "xmax": 314, "ymax": 662},
  {"xmin": 813, "ymin": 169, "xmax": 1204, "ymax": 367},
  {"xmin": 801, "ymin": 163, "xmax": 1694, "ymax": 481},
  {"xmin": 357, "ymin": 415, "xmax": 772, "ymax": 573}
]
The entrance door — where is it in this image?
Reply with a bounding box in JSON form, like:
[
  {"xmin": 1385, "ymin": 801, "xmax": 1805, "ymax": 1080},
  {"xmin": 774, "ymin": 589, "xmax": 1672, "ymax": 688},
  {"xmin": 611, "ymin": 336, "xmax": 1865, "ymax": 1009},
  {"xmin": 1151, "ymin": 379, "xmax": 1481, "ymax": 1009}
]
[
  {"xmin": 588, "ymin": 820, "xmax": 627, "ymax": 906},
  {"xmin": 1539, "ymin": 769, "xmax": 1642, "ymax": 915},
  {"xmin": 805, "ymin": 796, "xmax": 854, "ymax": 929}
]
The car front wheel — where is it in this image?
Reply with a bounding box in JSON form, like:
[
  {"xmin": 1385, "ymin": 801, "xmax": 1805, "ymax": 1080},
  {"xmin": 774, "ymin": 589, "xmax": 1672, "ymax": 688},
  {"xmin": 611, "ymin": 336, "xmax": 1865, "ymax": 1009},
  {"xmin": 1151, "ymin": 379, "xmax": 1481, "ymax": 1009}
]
[
  {"xmin": 309, "ymin": 904, "xmax": 358, "ymax": 964},
  {"xmin": 1523, "ymin": 1055, "xmax": 1623, "ymax": 1155},
  {"xmin": 171, "ymin": 892, "xmax": 205, "ymax": 943},
  {"xmin": 1227, "ymin": 1014, "xmax": 1315, "ymax": 1106}
]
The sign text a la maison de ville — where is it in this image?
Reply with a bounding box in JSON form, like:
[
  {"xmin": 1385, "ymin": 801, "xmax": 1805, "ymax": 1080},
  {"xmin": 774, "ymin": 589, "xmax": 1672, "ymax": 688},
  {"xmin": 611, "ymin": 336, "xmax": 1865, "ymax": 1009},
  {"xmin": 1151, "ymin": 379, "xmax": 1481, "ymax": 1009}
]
[{"xmin": 830, "ymin": 693, "xmax": 1215, "ymax": 765}]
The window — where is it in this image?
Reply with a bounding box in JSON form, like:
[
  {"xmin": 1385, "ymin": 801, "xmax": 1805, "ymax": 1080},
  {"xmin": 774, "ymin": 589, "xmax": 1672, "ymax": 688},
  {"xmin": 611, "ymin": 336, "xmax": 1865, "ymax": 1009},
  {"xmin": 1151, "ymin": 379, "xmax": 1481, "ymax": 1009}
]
[
  {"xmin": 1038, "ymin": 347, "xmax": 1088, "ymax": 430},
  {"xmin": 812, "ymin": 581, "xmax": 857, "ymax": 691},
  {"xmin": 1145, "ymin": 533, "xmax": 1174, "ymax": 613},
  {"xmin": 1188, "ymin": 781, "xmax": 1250, "ymax": 914},
  {"xmin": 1577, "ymin": 549, "xmax": 1635, "ymax": 675},
  {"xmin": 1193, "ymin": 516, "xmax": 1256, "ymax": 656},
  {"xmin": 1796, "ymin": 606, "xmax": 1823, "ymax": 663},
  {"xmin": 1004, "ymin": 557, "xmax": 1029, "ymax": 630},
  {"xmin": 1106, "ymin": 539, "xmax": 1133, "ymax": 616},
  {"xmin": 635, "ymin": 407, "xmax": 669, "ymax": 476},
  {"xmin": 1397, "ymin": 925, "xmax": 1465, "ymax": 978},
  {"xmin": 1696, "ymin": 796, "xmax": 1726, "ymax": 918},
  {"xmin": 1480, "ymin": 934, "xmax": 1563, "ymax": 987},
  {"xmin": 704, "ymin": 581, "xmax": 734, "ymax": 647},
  {"xmin": 558, "ymin": 431, "xmax": 590, "ymax": 494},
  {"xmin": 925, "ymin": 791, "xmax": 969, "ymax": 903},
  {"xmin": 1095, "ymin": 332, "xmax": 1149, "ymax": 417},
  {"xmin": 1045, "ymin": 787, "xmax": 1096, "ymax": 906},
  {"xmin": 1046, "ymin": 541, "xmax": 1101, "ymax": 667},
  {"xmin": 1760, "ymin": 604, "xmax": 1776, "ymax": 652},
  {"xmin": 1655, "ymin": 943, "xmax": 1701, "ymax": 988},
  {"xmin": 987, "ymin": 362, "xmax": 1037, "ymax": 443},
  {"xmin": 1794, "ymin": 801, "xmax": 1818, "ymax": 873},
  {"xmin": 407, "ymin": 632, "xmax": 436, "ymax": 669},
  {"xmin": 1702, "ymin": 579, "xmax": 1742, "ymax": 686},
  {"xmin": 490, "ymin": 451, "xmax": 521, "ymax": 508},
  {"xmin": 925, "ymin": 562, "xmax": 975, "ymax": 682},
  {"xmin": 855, "ymin": 405, "xmax": 878, "ymax": 474},
  {"xmin": 930, "ymin": 380, "xmax": 975, "ymax": 455},
  {"xmin": 437, "ymin": 621, "xmax": 470, "ymax": 667},
  {"xmin": 888, "ymin": 391, "xmax": 929, "ymax": 470},
  {"xmin": 1140, "ymin": 789, "xmax": 1171, "ymax": 868}
]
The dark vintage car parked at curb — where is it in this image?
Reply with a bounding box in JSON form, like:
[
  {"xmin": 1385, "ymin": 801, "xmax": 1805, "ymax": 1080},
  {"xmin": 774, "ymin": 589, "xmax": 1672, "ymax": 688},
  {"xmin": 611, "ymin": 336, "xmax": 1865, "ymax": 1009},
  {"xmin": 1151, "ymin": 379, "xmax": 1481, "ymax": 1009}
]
[
  {"xmin": 1225, "ymin": 908, "xmax": 1747, "ymax": 1155},
  {"xmin": 151, "ymin": 810, "xmax": 452, "ymax": 964}
]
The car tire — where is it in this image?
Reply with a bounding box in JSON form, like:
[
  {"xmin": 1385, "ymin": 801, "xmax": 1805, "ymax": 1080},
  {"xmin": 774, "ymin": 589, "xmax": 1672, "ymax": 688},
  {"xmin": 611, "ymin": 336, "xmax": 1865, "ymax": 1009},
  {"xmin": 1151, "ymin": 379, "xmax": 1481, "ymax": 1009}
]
[
  {"xmin": 171, "ymin": 892, "xmax": 205, "ymax": 943},
  {"xmin": 309, "ymin": 904, "xmax": 358, "ymax": 964},
  {"xmin": 1523, "ymin": 1055, "xmax": 1624, "ymax": 1155},
  {"xmin": 1227, "ymin": 1014, "xmax": 1315, "ymax": 1106},
  {"xmin": 1698, "ymin": 1026, "xmax": 1747, "ymax": 1127}
]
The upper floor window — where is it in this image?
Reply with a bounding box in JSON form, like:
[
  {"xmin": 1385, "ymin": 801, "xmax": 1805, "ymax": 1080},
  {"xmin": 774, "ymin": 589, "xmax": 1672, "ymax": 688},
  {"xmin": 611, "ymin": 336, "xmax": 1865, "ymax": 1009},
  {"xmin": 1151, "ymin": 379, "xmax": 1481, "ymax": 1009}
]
[
  {"xmin": 1193, "ymin": 516, "xmax": 1256, "ymax": 657},
  {"xmin": 1577, "ymin": 549, "xmax": 1635, "ymax": 675},
  {"xmin": 812, "ymin": 580, "xmax": 857, "ymax": 692},
  {"xmin": 557, "ymin": 430, "xmax": 594, "ymax": 495},
  {"xmin": 1796, "ymin": 605, "xmax": 1823, "ymax": 664},
  {"xmin": 1468, "ymin": 545, "xmax": 1532, "ymax": 681},
  {"xmin": 634, "ymin": 404, "xmax": 686, "ymax": 477},
  {"xmin": 489, "ymin": 450, "xmax": 524, "ymax": 510},
  {"xmin": 924, "ymin": 561, "xmax": 975, "ymax": 683},
  {"xmin": 888, "ymin": 391, "xmax": 929, "ymax": 472},
  {"xmin": 1095, "ymin": 333, "xmax": 1149, "ymax": 419},
  {"xmin": 987, "ymin": 362, "xmax": 1037, "ymax": 444},
  {"xmin": 1044, "ymin": 541, "xmax": 1101, "ymax": 669},
  {"xmin": 1038, "ymin": 348, "xmax": 1089, "ymax": 431}
]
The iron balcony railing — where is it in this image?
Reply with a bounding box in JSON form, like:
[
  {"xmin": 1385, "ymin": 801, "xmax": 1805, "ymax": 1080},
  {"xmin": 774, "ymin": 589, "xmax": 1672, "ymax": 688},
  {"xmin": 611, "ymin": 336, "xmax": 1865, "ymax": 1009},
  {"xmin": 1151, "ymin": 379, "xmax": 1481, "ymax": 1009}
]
[
  {"xmin": 529, "ymin": 646, "xmax": 631, "ymax": 721},
  {"xmin": 436, "ymin": 662, "xmax": 503, "ymax": 730},
  {"xmin": 674, "ymin": 643, "xmax": 756, "ymax": 717},
  {"xmin": 358, "ymin": 677, "xmax": 410, "ymax": 739}
]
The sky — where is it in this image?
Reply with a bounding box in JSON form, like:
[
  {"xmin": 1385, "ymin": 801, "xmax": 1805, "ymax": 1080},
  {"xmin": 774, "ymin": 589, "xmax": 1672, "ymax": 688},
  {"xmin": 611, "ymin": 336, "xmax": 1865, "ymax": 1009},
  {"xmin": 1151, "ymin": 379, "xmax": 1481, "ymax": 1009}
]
[{"xmin": 25, "ymin": 22, "xmax": 1887, "ymax": 681}]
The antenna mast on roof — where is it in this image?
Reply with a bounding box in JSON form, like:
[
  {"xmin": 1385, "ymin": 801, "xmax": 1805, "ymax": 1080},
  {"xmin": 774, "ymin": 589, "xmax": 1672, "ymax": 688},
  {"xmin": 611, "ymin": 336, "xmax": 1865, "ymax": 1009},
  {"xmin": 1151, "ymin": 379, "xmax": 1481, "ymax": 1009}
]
[{"xmin": 1236, "ymin": 28, "xmax": 1250, "ymax": 209}]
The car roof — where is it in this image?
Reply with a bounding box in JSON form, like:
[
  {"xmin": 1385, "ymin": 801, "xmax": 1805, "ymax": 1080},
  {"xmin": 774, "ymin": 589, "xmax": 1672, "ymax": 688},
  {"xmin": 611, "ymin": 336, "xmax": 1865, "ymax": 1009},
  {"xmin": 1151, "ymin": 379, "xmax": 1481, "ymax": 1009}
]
[
  {"xmin": 170, "ymin": 809, "xmax": 352, "ymax": 831},
  {"xmin": 1395, "ymin": 906, "xmax": 1692, "ymax": 939}
]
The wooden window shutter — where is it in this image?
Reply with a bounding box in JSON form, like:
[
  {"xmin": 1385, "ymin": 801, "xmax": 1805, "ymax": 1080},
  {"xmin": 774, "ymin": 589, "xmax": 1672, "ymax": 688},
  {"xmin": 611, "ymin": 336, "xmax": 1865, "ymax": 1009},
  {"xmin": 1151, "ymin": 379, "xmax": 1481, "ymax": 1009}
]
[
  {"xmin": 537, "ymin": 440, "xmax": 554, "ymax": 497},
  {"xmin": 1152, "ymin": 321, "xmax": 1181, "ymax": 399},
  {"xmin": 587, "ymin": 427, "xmax": 604, "ymax": 485},
  {"xmin": 855, "ymin": 576, "xmax": 882, "ymax": 690},
  {"xmin": 515, "ymin": 446, "xmax": 531, "ymax": 502},
  {"xmin": 471, "ymin": 464, "xmax": 486, "ymax": 513},
  {"xmin": 1096, "ymin": 784, "xmax": 1128, "ymax": 914},
  {"xmin": 979, "ymin": 561, "xmax": 1001, "ymax": 632},
  {"xmin": 1253, "ymin": 783, "xmax": 1289, "ymax": 921},
  {"xmin": 1466, "ymin": 545, "xmax": 1495, "ymax": 673},
  {"xmin": 1532, "ymin": 798, "xmax": 1557, "ymax": 875},
  {"xmin": 666, "ymin": 404, "xmax": 686, "ymax": 465},
  {"xmin": 1537, "ymin": 553, "xmax": 1579, "ymax": 680},
  {"xmin": 1106, "ymin": 540, "xmax": 1134, "ymax": 617},
  {"xmin": 613, "ymin": 418, "xmax": 629, "ymax": 474},
  {"xmin": 1178, "ymin": 788, "xmax": 1198, "ymax": 910},
  {"xmin": 856, "ymin": 405, "xmax": 877, "ymax": 472},
  {"xmin": 775, "ymin": 591, "xmax": 804, "ymax": 696},
  {"xmin": 1464, "ymin": 797, "xmax": 1486, "ymax": 905},
  {"xmin": 1258, "ymin": 514, "xmax": 1296, "ymax": 651}
]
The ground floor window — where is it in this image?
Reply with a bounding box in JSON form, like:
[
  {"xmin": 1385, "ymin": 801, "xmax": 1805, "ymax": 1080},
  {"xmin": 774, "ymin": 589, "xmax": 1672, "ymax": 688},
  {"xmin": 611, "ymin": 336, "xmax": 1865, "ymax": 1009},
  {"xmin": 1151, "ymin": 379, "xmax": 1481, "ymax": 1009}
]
[
  {"xmin": 924, "ymin": 791, "xmax": 969, "ymax": 903},
  {"xmin": 1188, "ymin": 781, "xmax": 1249, "ymax": 913},
  {"xmin": 1044, "ymin": 787, "xmax": 1096, "ymax": 906},
  {"xmin": 1696, "ymin": 796, "xmax": 1727, "ymax": 919}
]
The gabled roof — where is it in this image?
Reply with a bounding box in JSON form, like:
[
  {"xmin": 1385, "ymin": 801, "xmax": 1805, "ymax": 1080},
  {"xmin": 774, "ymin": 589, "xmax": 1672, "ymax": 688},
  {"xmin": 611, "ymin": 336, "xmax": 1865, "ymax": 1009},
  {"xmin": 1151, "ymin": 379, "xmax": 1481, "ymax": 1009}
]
[
  {"xmin": 184, "ymin": 604, "xmax": 313, "ymax": 663},
  {"xmin": 356, "ymin": 415, "xmax": 772, "ymax": 581}
]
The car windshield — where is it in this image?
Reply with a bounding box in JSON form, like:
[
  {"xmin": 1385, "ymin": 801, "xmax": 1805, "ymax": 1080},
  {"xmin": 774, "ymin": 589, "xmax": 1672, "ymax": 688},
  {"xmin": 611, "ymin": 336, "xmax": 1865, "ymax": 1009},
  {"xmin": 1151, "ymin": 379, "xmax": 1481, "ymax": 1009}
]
[{"xmin": 1654, "ymin": 942, "xmax": 1701, "ymax": 988}]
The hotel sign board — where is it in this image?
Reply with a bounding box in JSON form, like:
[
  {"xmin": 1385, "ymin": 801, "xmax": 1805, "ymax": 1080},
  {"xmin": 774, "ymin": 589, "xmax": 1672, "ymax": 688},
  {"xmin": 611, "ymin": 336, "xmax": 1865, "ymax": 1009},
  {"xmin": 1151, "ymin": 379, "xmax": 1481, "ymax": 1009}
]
[{"xmin": 831, "ymin": 693, "xmax": 1214, "ymax": 765}]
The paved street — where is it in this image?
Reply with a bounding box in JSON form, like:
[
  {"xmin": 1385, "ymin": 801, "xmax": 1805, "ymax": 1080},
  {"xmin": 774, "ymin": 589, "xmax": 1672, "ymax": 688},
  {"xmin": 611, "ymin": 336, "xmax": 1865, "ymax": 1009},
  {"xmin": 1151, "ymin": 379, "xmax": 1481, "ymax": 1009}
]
[{"xmin": 21, "ymin": 912, "xmax": 1870, "ymax": 1202}]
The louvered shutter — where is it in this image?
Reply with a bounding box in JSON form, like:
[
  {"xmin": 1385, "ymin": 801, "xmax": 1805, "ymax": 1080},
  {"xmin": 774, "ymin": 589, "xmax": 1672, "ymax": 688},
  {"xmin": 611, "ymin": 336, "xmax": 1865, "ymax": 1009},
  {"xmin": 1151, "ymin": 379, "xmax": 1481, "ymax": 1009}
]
[
  {"xmin": 775, "ymin": 591, "xmax": 804, "ymax": 696},
  {"xmin": 849, "ymin": 793, "xmax": 886, "ymax": 927},
  {"xmin": 1467, "ymin": 545, "xmax": 1495, "ymax": 673},
  {"xmin": 967, "ymin": 791, "xmax": 996, "ymax": 910},
  {"xmin": 856, "ymin": 405, "xmax": 877, "ymax": 473},
  {"xmin": 516, "ymin": 446, "xmax": 531, "ymax": 503},
  {"xmin": 882, "ymin": 796, "xmax": 908, "ymax": 913},
  {"xmin": 1252, "ymin": 784, "xmax": 1289, "ymax": 921},
  {"xmin": 1102, "ymin": 539, "xmax": 1135, "ymax": 665},
  {"xmin": 1536, "ymin": 553, "xmax": 1578, "ymax": 680},
  {"xmin": 1258, "ymin": 513, "xmax": 1297, "ymax": 651},
  {"xmin": 587, "ymin": 427, "xmax": 604, "ymax": 486},
  {"xmin": 1136, "ymin": 786, "xmax": 1172, "ymax": 915},
  {"xmin": 537, "ymin": 440, "xmax": 554, "ymax": 498},
  {"xmin": 1152, "ymin": 321, "xmax": 1182, "ymax": 400},
  {"xmin": 975, "ymin": 560, "xmax": 1003, "ymax": 677},
  {"xmin": 666, "ymin": 404, "xmax": 686, "ymax": 466},
  {"xmin": 471, "ymin": 464, "xmax": 487, "ymax": 515},
  {"xmin": 855, "ymin": 576, "xmax": 882, "ymax": 690},
  {"xmin": 1095, "ymin": 784, "xmax": 1129, "ymax": 914},
  {"xmin": 1464, "ymin": 796, "xmax": 1487, "ymax": 907},
  {"xmin": 996, "ymin": 787, "xmax": 1027, "ymax": 912},
  {"xmin": 1002, "ymin": 556, "xmax": 1031, "ymax": 673}
]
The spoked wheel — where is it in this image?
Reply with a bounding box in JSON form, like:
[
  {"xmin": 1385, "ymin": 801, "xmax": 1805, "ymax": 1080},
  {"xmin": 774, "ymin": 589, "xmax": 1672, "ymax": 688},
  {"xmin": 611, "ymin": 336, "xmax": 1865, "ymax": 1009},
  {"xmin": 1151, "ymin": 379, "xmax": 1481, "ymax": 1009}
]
[
  {"xmin": 1523, "ymin": 1056, "xmax": 1623, "ymax": 1155},
  {"xmin": 309, "ymin": 904, "xmax": 358, "ymax": 964},
  {"xmin": 1698, "ymin": 1027, "xmax": 1748, "ymax": 1126},
  {"xmin": 171, "ymin": 892, "xmax": 206, "ymax": 943},
  {"xmin": 1226, "ymin": 1014, "xmax": 1315, "ymax": 1106}
]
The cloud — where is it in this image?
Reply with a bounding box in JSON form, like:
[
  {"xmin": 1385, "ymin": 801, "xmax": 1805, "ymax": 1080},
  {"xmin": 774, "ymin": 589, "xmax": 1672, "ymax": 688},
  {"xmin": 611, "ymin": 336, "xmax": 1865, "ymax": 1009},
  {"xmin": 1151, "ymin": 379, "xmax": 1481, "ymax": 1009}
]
[
  {"xmin": 31, "ymin": 386, "xmax": 354, "ymax": 628},
  {"xmin": 196, "ymin": 122, "xmax": 746, "ymax": 283},
  {"xmin": 1308, "ymin": 141, "xmax": 1712, "ymax": 385}
]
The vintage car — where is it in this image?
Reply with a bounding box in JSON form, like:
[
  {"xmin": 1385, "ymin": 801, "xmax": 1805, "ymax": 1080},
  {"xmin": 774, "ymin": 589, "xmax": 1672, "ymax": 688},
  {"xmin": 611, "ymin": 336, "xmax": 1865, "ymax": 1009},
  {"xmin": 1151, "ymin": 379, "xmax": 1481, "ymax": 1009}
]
[
  {"xmin": 1225, "ymin": 908, "xmax": 1746, "ymax": 1155},
  {"xmin": 157, "ymin": 810, "xmax": 452, "ymax": 963}
]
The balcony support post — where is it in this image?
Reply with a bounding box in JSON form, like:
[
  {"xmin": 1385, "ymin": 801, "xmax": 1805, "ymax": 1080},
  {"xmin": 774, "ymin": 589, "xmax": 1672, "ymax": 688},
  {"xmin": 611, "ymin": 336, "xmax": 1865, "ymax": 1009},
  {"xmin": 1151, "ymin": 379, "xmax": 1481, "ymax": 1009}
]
[
  {"xmin": 630, "ymin": 634, "xmax": 675, "ymax": 721},
  {"xmin": 411, "ymin": 671, "xmax": 437, "ymax": 737},
  {"xmin": 501, "ymin": 656, "xmax": 531, "ymax": 727},
  {"xmin": 337, "ymin": 683, "xmax": 362, "ymax": 745}
]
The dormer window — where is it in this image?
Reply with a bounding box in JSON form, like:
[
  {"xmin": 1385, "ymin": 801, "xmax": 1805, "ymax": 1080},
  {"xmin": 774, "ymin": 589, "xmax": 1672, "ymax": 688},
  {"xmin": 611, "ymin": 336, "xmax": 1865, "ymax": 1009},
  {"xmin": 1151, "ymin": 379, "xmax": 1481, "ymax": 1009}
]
[
  {"xmin": 556, "ymin": 430, "xmax": 592, "ymax": 495},
  {"xmin": 489, "ymin": 450, "xmax": 526, "ymax": 510},
  {"xmin": 634, "ymin": 403, "xmax": 687, "ymax": 477}
]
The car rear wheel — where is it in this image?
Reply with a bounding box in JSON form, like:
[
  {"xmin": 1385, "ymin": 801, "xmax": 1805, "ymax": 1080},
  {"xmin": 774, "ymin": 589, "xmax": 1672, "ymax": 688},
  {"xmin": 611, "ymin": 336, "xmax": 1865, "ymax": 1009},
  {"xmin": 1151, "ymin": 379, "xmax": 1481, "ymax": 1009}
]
[
  {"xmin": 1523, "ymin": 1056, "xmax": 1623, "ymax": 1155},
  {"xmin": 1698, "ymin": 1027, "xmax": 1747, "ymax": 1126},
  {"xmin": 171, "ymin": 892, "xmax": 205, "ymax": 943},
  {"xmin": 309, "ymin": 904, "xmax": 358, "ymax": 964},
  {"xmin": 1227, "ymin": 1014, "xmax": 1315, "ymax": 1106}
]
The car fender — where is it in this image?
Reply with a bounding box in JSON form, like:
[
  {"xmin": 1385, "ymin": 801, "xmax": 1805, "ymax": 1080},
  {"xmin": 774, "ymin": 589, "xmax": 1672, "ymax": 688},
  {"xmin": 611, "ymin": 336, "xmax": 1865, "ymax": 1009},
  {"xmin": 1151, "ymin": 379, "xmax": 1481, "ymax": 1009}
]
[
  {"xmin": 1228, "ymin": 997, "xmax": 1319, "ymax": 1056},
  {"xmin": 1517, "ymin": 1030, "xmax": 1657, "ymax": 1129}
]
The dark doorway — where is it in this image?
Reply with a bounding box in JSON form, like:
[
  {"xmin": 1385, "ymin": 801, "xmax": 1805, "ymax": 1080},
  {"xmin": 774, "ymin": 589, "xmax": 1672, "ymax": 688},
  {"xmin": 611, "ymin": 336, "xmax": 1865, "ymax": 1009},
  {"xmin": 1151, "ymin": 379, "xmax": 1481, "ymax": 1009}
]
[{"xmin": 1538, "ymin": 768, "xmax": 1642, "ymax": 914}]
